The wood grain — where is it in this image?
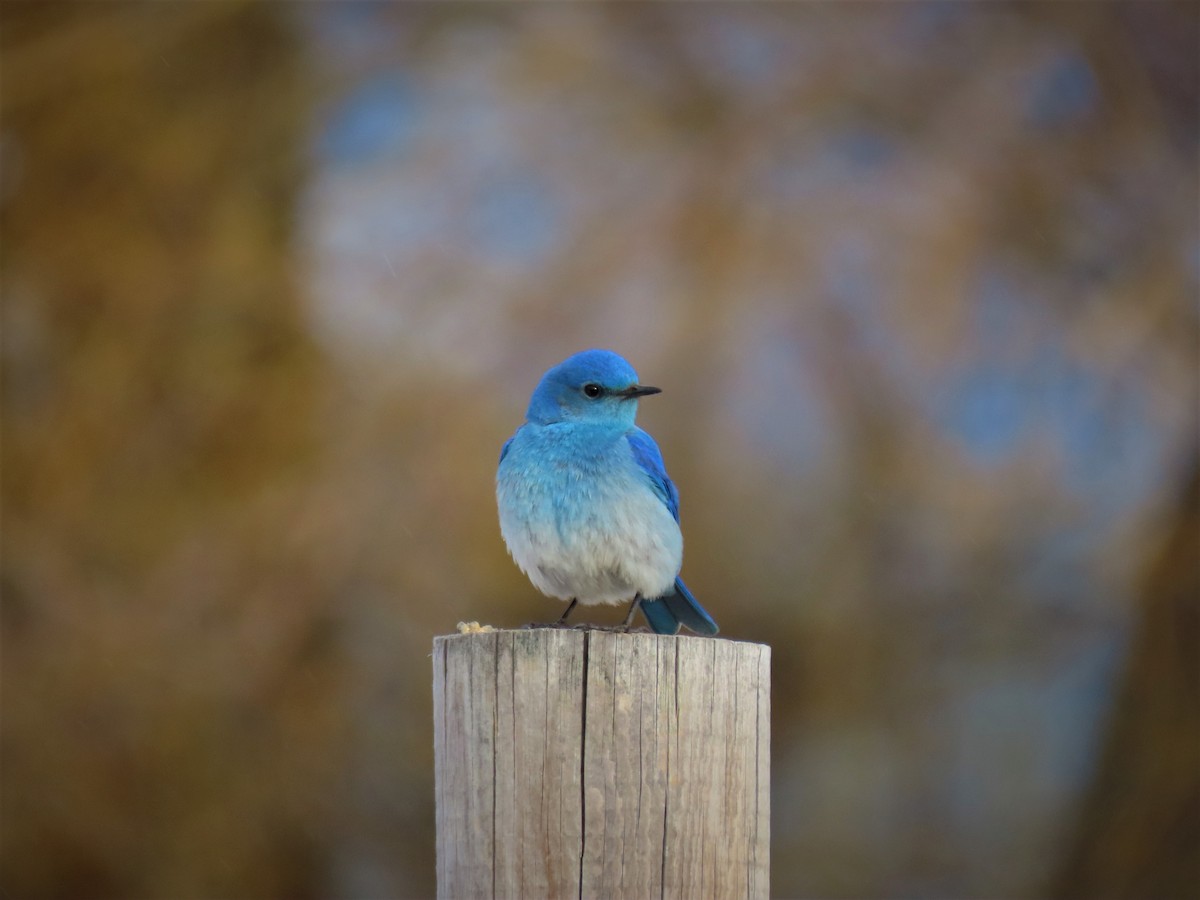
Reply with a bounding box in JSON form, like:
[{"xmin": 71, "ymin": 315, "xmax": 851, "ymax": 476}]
[{"xmin": 433, "ymin": 630, "xmax": 770, "ymax": 900}]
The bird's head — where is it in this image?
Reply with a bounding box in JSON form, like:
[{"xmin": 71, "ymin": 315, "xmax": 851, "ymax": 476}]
[{"xmin": 526, "ymin": 349, "xmax": 661, "ymax": 426}]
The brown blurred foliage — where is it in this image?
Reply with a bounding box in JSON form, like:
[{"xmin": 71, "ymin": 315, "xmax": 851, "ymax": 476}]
[
  {"xmin": 1054, "ymin": 456, "xmax": 1200, "ymax": 900},
  {"xmin": 1, "ymin": 2, "xmax": 1197, "ymax": 899},
  {"xmin": 2, "ymin": 3, "xmax": 342, "ymax": 898}
]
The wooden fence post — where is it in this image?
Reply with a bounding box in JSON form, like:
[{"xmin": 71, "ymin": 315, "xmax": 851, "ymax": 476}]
[{"xmin": 433, "ymin": 629, "xmax": 770, "ymax": 900}]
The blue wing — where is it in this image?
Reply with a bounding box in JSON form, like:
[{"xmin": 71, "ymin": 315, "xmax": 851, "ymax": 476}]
[
  {"xmin": 626, "ymin": 427, "xmax": 680, "ymax": 522},
  {"xmin": 627, "ymin": 428, "xmax": 719, "ymax": 635},
  {"xmin": 499, "ymin": 435, "xmax": 514, "ymax": 465}
]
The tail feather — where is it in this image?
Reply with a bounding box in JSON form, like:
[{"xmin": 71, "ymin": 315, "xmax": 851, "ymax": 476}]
[
  {"xmin": 640, "ymin": 596, "xmax": 680, "ymax": 635},
  {"xmin": 640, "ymin": 578, "xmax": 719, "ymax": 636}
]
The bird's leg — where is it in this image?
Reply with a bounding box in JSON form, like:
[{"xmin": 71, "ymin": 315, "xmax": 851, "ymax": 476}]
[
  {"xmin": 619, "ymin": 594, "xmax": 643, "ymax": 632},
  {"xmin": 522, "ymin": 597, "xmax": 579, "ymax": 629},
  {"xmin": 554, "ymin": 597, "xmax": 579, "ymax": 626}
]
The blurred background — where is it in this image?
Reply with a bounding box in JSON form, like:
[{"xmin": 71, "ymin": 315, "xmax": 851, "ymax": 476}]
[{"xmin": 2, "ymin": 2, "xmax": 1197, "ymax": 898}]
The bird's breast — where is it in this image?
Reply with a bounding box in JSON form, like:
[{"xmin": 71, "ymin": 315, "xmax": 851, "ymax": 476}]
[{"xmin": 496, "ymin": 427, "xmax": 682, "ymax": 604}]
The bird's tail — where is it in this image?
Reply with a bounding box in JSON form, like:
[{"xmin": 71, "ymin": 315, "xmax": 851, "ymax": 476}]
[{"xmin": 641, "ymin": 578, "xmax": 719, "ymax": 636}]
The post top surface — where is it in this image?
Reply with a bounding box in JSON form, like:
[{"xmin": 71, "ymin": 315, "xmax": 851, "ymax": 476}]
[{"xmin": 434, "ymin": 627, "xmax": 770, "ymax": 653}]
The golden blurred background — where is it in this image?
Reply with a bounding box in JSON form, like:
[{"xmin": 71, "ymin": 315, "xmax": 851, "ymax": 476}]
[{"xmin": 2, "ymin": 3, "xmax": 1196, "ymax": 898}]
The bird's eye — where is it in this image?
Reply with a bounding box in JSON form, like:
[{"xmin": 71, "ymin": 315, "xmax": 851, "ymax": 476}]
[{"xmin": 582, "ymin": 383, "xmax": 603, "ymax": 399}]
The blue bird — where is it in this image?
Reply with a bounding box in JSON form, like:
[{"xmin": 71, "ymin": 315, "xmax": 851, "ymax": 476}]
[{"xmin": 496, "ymin": 349, "xmax": 718, "ymax": 636}]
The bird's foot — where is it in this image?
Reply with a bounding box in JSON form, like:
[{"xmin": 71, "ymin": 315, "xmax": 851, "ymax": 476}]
[{"xmin": 518, "ymin": 622, "xmax": 653, "ymax": 633}]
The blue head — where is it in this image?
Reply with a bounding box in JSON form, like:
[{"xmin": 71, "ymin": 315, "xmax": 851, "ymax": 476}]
[{"xmin": 526, "ymin": 349, "xmax": 661, "ymax": 427}]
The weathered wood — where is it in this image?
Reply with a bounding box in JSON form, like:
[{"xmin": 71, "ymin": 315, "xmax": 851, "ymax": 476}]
[{"xmin": 433, "ymin": 630, "xmax": 770, "ymax": 900}]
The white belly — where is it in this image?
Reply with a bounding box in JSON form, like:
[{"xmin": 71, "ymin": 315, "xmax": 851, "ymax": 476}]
[{"xmin": 497, "ymin": 442, "xmax": 682, "ymax": 605}]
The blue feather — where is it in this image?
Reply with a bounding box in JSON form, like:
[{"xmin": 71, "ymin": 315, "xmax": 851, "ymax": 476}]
[
  {"xmin": 640, "ymin": 579, "xmax": 719, "ymax": 635},
  {"xmin": 626, "ymin": 430, "xmax": 718, "ymax": 635},
  {"xmin": 626, "ymin": 428, "xmax": 680, "ymax": 522},
  {"xmin": 640, "ymin": 597, "xmax": 680, "ymax": 635},
  {"xmin": 661, "ymin": 577, "xmax": 718, "ymax": 634}
]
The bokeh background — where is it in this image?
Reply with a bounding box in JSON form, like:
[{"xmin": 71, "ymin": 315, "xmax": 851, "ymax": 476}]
[{"xmin": 2, "ymin": 2, "xmax": 1197, "ymax": 898}]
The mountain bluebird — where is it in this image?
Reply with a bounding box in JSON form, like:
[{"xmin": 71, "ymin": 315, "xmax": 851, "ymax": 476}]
[{"xmin": 496, "ymin": 349, "xmax": 718, "ymax": 635}]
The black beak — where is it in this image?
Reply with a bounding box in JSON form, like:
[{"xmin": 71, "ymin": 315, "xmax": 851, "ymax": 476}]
[{"xmin": 618, "ymin": 384, "xmax": 661, "ymax": 400}]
